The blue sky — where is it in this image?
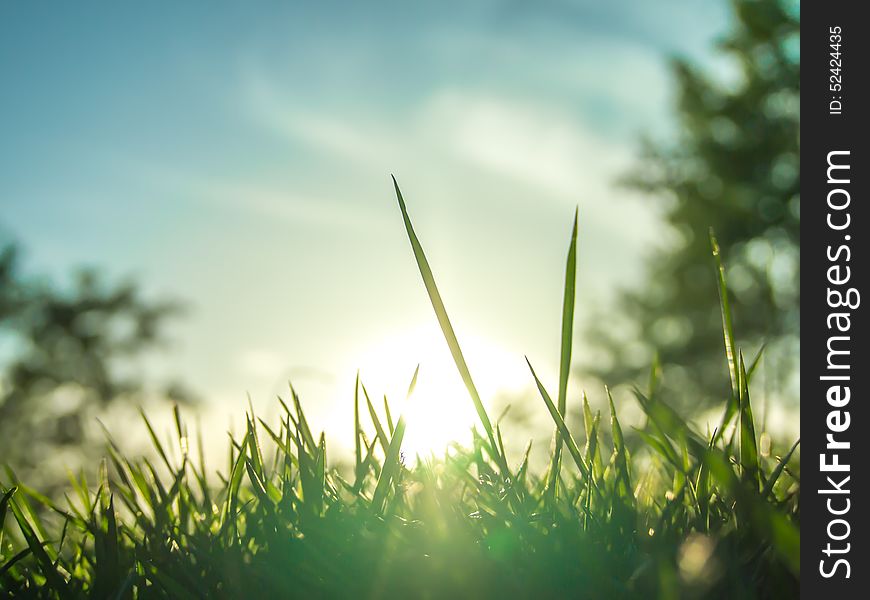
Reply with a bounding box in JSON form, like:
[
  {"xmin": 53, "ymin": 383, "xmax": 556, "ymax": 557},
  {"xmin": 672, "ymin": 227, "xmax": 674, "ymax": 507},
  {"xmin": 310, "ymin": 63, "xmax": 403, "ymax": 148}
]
[{"xmin": 1, "ymin": 0, "xmax": 731, "ymax": 455}]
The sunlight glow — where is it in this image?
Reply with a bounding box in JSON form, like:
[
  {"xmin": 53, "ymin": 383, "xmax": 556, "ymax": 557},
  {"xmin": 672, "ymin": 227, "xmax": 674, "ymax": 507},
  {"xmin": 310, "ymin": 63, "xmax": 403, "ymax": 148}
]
[{"xmin": 339, "ymin": 324, "xmax": 528, "ymax": 459}]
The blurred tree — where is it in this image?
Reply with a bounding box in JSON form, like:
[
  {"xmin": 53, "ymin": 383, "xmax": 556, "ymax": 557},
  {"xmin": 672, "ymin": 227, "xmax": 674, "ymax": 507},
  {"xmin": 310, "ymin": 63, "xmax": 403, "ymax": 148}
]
[
  {"xmin": 0, "ymin": 242, "xmax": 194, "ymax": 485},
  {"xmin": 589, "ymin": 0, "xmax": 799, "ymax": 411}
]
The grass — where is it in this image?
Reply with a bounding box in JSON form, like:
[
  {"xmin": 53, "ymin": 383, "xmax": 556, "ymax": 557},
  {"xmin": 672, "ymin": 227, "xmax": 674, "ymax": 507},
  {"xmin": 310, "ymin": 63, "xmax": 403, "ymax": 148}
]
[{"xmin": 1, "ymin": 180, "xmax": 799, "ymax": 599}]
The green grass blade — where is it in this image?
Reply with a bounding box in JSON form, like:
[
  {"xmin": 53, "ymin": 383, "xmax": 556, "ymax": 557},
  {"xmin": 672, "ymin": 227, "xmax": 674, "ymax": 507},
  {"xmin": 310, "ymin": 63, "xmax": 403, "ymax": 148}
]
[
  {"xmin": 515, "ymin": 440, "xmax": 533, "ymax": 487},
  {"xmin": 362, "ymin": 382, "xmax": 389, "ymax": 453},
  {"xmin": 547, "ymin": 208, "xmax": 579, "ymax": 497},
  {"xmin": 526, "ymin": 357, "xmax": 590, "ymax": 481},
  {"xmin": 354, "ymin": 371, "xmax": 362, "ymax": 474},
  {"xmin": 647, "ymin": 352, "xmax": 662, "ymax": 399},
  {"xmin": 747, "ymin": 342, "xmax": 766, "ymax": 382},
  {"xmin": 372, "ymin": 365, "xmax": 420, "ymax": 514},
  {"xmin": 710, "ymin": 229, "xmax": 738, "ymax": 395},
  {"xmin": 0, "ymin": 486, "xmax": 15, "ymax": 533},
  {"xmin": 9, "ymin": 497, "xmax": 66, "ymax": 590},
  {"xmin": 140, "ymin": 407, "xmax": 173, "ymax": 473},
  {"xmin": 761, "ymin": 438, "xmax": 800, "ymax": 500},
  {"xmin": 738, "ymin": 352, "xmax": 760, "ymax": 489},
  {"xmin": 383, "ymin": 394, "xmax": 395, "ymax": 436},
  {"xmin": 0, "ymin": 547, "xmax": 32, "ymax": 579},
  {"xmin": 582, "ymin": 393, "xmax": 603, "ymax": 479},
  {"xmin": 220, "ymin": 436, "xmax": 247, "ymax": 539},
  {"xmin": 710, "ymin": 230, "xmax": 740, "ymax": 444},
  {"xmin": 632, "ymin": 390, "xmax": 681, "ymax": 467},
  {"xmin": 290, "ymin": 384, "xmax": 317, "ymax": 453},
  {"xmin": 172, "ymin": 404, "xmax": 188, "ymax": 461},
  {"xmin": 607, "ymin": 387, "xmax": 631, "ymax": 497},
  {"xmin": 393, "ymin": 176, "xmax": 505, "ymax": 473}
]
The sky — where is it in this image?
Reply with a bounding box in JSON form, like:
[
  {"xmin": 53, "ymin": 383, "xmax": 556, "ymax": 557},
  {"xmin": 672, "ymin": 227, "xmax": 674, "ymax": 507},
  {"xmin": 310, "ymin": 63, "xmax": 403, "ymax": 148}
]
[{"xmin": 1, "ymin": 0, "xmax": 732, "ymax": 459}]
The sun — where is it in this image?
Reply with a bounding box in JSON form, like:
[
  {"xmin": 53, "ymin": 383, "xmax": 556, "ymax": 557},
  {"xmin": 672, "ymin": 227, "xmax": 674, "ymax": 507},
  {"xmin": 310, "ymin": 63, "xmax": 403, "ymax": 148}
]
[{"xmin": 342, "ymin": 323, "xmax": 527, "ymax": 460}]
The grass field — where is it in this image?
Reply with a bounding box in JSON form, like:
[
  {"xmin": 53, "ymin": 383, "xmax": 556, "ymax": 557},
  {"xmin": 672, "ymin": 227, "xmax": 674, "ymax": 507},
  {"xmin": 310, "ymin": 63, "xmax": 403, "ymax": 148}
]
[{"xmin": 1, "ymin": 180, "xmax": 800, "ymax": 598}]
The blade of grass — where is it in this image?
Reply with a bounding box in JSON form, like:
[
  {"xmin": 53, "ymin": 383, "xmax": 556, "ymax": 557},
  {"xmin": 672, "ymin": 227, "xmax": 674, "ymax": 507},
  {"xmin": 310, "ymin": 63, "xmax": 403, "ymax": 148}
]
[
  {"xmin": 547, "ymin": 208, "xmax": 579, "ymax": 498},
  {"xmin": 9, "ymin": 498, "xmax": 66, "ymax": 590},
  {"xmin": 761, "ymin": 438, "xmax": 800, "ymax": 500},
  {"xmin": 383, "ymin": 395, "xmax": 395, "ymax": 436},
  {"xmin": 0, "ymin": 547, "xmax": 32, "ymax": 579},
  {"xmin": 290, "ymin": 384, "xmax": 317, "ymax": 453},
  {"xmin": 219, "ymin": 435, "xmax": 247, "ymax": 540},
  {"xmin": 526, "ymin": 357, "xmax": 590, "ymax": 481},
  {"xmin": 140, "ymin": 407, "xmax": 173, "ymax": 473},
  {"xmin": 362, "ymin": 383, "xmax": 389, "ymax": 453},
  {"xmin": 393, "ymin": 176, "xmax": 507, "ymax": 475},
  {"xmin": 354, "ymin": 371, "xmax": 362, "ymax": 475},
  {"xmin": 607, "ymin": 387, "xmax": 631, "ymax": 497},
  {"xmin": 710, "ymin": 229, "xmax": 740, "ymax": 444},
  {"xmin": 372, "ymin": 365, "xmax": 419, "ymax": 514},
  {"xmin": 0, "ymin": 486, "xmax": 15, "ymax": 533},
  {"xmin": 738, "ymin": 352, "xmax": 760, "ymax": 489}
]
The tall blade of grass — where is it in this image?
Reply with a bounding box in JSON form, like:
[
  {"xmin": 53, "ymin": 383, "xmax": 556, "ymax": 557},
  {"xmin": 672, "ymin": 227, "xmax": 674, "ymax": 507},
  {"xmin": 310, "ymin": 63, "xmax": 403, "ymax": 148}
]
[
  {"xmin": 316, "ymin": 432, "xmax": 327, "ymax": 497},
  {"xmin": 738, "ymin": 352, "xmax": 760, "ymax": 489},
  {"xmin": 372, "ymin": 365, "xmax": 419, "ymax": 514},
  {"xmin": 195, "ymin": 417, "xmax": 211, "ymax": 509},
  {"xmin": 526, "ymin": 357, "xmax": 590, "ymax": 481},
  {"xmin": 547, "ymin": 209, "xmax": 579, "ymax": 498},
  {"xmin": 710, "ymin": 230, "xmax": 740, "ymax": 444},
  {"xmin": 258, "ymin": 418, "xmax": 298, "ymax": 468},
  {"xmin": 693, "ymin": 431, "xmax": 717, "ymax": 529},
  {"xmin": 93, "ymin": 495, "xmax": 121, "ymax": 599},
  {"xmin": 582, "ymin": 393, "xmax": 603, "ymax": 480},
  {"xmin": 383, "ymin": 395, "xmax": 395, "ymax": 436},
  {"xmin": 354, "ymin": 371, "xmax": 362, "ymax": 475},
  {"xmin": 172, "ymin": 404, "xmax": 188, "ymax": 461},
  {"xmin": 710, "ymin": 229, "xmax": 738, "ymax": 394},
  {"xmin": 585, "ymin": 411, "xmax": 601, "ymax": 485},
  {"xmin": 607, "ymin": 387, "xmax": 631, "ymax": 497},
  {"xmin": 393, "ymin": 176, "xmax": 506, "ymax": 473},
  {"xmin": 647, "ymin": 352, "xmax": 662, "ymax": 398},
  {"xmin": 353, "ymin": 436, "xmax": 380, "ymax": 495},
  {"xmin": 140, "ymin": 407, "xmax": 173, "ymax": 473},
  {"xmin": 219, "ymin": 435, "xmax": 247, "ymax": 540},
  {"xmin": 362, "ymin": 383, "xmax": 389, "ymax": 453},
  {"xmin": 746, "ymin": 343, "xmax": 770, "ymax": 434},
  {"xmin": 245, "ymin": 415, "xmax": 264, "ymax": 476},
  {"xmin": 295, "ymin": 428, "xmax": 326, "ymax": 516},
  {"xmin": 290, "ymin": 384, "xmax": 317, "ymax": 453},
  {"xmin": 245, "ymin": 460, "xmax": 272, "ymax": 506}
]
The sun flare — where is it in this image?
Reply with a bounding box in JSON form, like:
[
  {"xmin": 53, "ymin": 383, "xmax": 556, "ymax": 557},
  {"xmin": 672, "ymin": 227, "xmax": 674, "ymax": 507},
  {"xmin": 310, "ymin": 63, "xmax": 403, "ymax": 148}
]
[{"xmin": 341, "ymin": 324, "xmax": 527, "ymax": 459}]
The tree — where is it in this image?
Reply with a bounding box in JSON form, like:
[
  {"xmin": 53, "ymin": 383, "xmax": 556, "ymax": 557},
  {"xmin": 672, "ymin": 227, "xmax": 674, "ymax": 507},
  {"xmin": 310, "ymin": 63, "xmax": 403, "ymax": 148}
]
[
  {"xmin": 0, "ymin": 242, "xmax": 193, "ymax": 485},
  {"xmin": 590, "ymin": 0, "xmax": 799, "ymax": 411}
]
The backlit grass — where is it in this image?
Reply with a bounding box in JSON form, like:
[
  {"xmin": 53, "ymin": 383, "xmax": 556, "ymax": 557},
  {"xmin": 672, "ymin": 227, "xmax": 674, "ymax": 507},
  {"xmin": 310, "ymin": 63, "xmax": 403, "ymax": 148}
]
[{"xmin": 1, "ymin": 180, "xmax": 799, "ymax": 599}]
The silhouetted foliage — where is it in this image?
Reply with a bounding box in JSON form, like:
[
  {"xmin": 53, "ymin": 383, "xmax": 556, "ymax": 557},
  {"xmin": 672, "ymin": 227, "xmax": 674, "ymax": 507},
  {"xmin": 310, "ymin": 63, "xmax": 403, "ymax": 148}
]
[
  {"xmin": 0, "ymin": 242, "xmax": 193, "ymax": 485},
  {"xmin": 591, "ymin": 0, "xmax": 799, "ymax": 409}
]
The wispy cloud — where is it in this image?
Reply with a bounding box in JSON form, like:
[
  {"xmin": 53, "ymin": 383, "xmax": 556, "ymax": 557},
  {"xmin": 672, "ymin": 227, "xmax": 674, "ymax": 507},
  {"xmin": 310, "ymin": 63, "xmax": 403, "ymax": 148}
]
[{"xmin": 417, "ymin": 89, "xmax": 634, "ymax": 198}]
